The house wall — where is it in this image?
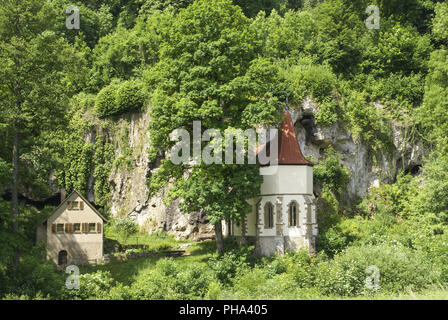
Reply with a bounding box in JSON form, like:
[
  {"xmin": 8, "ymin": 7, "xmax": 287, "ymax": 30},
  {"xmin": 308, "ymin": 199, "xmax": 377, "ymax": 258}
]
[
  {"xmin": 228, "ymin": 164, "xmax": 317, "ymax": 256},
  {"xmin": 46, "ymin": 193, "xmax": 104, "ymax": 266},
  {"xmin": 260, "ymin": 165, "xmax": 313, "ymax": 196},
  {"xmin": 225, "ymin": 165, "xmax": 317, "ymax": 256}
]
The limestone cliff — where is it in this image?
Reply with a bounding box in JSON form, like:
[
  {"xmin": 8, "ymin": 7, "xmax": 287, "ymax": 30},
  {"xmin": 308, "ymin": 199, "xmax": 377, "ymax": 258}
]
[
  {"xmin": 293, "ymin": 97, "xmax": 425, "ymax": 203},
  {"xmin": 32, "ymin": 98, "xmax": 426, "ymax": 240}
]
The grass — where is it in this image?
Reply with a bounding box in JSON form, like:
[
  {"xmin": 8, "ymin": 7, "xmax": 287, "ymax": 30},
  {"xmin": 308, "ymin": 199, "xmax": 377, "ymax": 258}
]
[
  {"xmin": 104, "ymin": 228, "xmax": 190, "ymax": 252},
  {"xmin": 79, "ymin": 233, "xmax": 448, "ymax": 300},
  {"xmin": 81, "ymin": 236, "xmax": 217, "ymax": 286}
]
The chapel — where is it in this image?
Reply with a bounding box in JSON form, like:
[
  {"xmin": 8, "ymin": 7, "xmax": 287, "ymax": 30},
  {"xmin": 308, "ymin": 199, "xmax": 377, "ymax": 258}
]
[{"xmin": 226, "ymin": 111, "xmax": 318, "ymax": 256}]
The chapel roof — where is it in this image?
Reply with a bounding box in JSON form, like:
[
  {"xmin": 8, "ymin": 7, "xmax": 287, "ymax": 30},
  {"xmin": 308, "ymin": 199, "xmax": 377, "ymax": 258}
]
[{"xmin": 258, "ymin": 112, "xmax": 313, "ymax": 166}]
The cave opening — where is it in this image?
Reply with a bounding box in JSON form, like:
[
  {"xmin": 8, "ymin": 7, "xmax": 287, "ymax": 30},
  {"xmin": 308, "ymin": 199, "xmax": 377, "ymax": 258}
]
[
  {"xmin": 405, "ymin": 164, "xmax": 422, "ymax": 176},
  {"xmin": 299, "ymin": 114, "xmax": 315, "ymax": 145}
]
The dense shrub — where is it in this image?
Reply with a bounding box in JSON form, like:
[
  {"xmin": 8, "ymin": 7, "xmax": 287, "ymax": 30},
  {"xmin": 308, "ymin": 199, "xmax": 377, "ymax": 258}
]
[
  {"xmin": 314, "ymin": 244, "xmax": 441, "ymax": 297},
  {"xmin": 208, "ymin": 246, "xmax": 255, "ymax": 285},
  {"xmin": 220, "ymin": 250, "xmax": 319, "ymax": 299},
  {"xmin": 413, "ymin": 232, "xmax": 448, "ymax": 284},
  {"xmin": 128, "ymin": 258, "xmax": 215, "ymax": 299},
  {"xmin": 110, "ymin": 217, "xmax": 139, "ymax": 241},
  {"xmin": 95, "ymin": 80, "xmax": 145, "ymax": 117},
  {"xmin": 65, "ymin": 270, "xmax": 115, "ymax": 300},
  {"xmin": 314, "ymin": 148, "xmax": 350, "ymax": 196},
  {"xmin": 282, "ymin": 60, "xmax": 339, "ymax": 126},
  {"xmin": 316, "ymin": 226, "xmax": 351, "ymax": 257},
  {"xmin": 12, "ymin": 245, "xmax": 65, "ymax": 299}
]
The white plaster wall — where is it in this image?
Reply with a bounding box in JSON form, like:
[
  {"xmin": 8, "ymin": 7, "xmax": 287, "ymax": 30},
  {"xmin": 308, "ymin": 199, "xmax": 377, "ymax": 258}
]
[
  {"xmin": 231, "ymin": 220, "xmax": 243, "ymax": 236},
  {"xmin": 245, "ymin": 198, "xmax": 258, "ymax": 236},
  {"xmin": 260, "ymin": 165, "xmax": 313, "ymax": 196}
]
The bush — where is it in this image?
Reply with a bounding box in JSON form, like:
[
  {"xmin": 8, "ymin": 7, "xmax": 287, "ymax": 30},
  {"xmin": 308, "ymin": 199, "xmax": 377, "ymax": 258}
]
[
  {"xmin": 65, "ymin": 270, "xmax": 115, "ymax": 300},
  {"xmin": 111, "ymin": 217, "xmax": 138, "ymax": 241},
  {"xmin": 284, "ymin": 60, "xmax": 336, "ymax": 101},
  {"xmin": 95, "ymin": 80, "xmax": 145, "ymax": 117},
  {"xmin": 316, "ymin": 226, "xmax": 350, "ymax": 257},
  {"xmin": 314, "ymin": 148, "xmax": 350, "ymax": 196},
  {"xmin": 314, "ymin": 244, "xmax": 441, "ymax": 297},
  {"xmin": 208, "ymin": 246, "xmax": 254, "ymax": 285},
  {"xmin": 129, "ymin": 258, "xmax": 215, "ymax": 299},
  {"xmin": 12, "ymin": 245, "xmax": 65, "ymax": 299}
]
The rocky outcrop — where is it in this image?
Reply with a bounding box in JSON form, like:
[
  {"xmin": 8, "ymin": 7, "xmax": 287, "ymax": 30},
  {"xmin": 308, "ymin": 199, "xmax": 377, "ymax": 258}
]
[
  {"xmin": 95, "ymin": 97, "xmax": 428, "ymax": 239},
  {"xmin": 27, "ymin": 97, "xmax": 424, "ymax": 240},
  {"xmin": 105, "ymin": 110, "xmax": 214, "ymax": 240},
  {"xmin": 293, "ymin": 97, "xmax": 426, "ymax": 202}
]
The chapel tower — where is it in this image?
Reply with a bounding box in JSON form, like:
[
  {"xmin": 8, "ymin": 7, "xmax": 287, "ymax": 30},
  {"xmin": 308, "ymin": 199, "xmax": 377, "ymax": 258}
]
[{"xmin": 228, "ymin": 111, "xmax": 318, "ymax": 256}]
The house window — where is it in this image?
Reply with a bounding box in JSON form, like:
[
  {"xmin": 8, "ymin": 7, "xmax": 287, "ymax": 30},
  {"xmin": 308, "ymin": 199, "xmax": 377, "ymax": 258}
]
[
  {"xmin": 56, "ymin": 224, "xmax": 64, "ymax": 233},
  {"xmin": 88, "ymin": 223, "xmax": 96, "ymax": 233},
  {"xmin": 264, "ymin": 202, "xmax": 274, "ymax": 229},
  {"xmin": 73, "ymin": 223, "xmax": 81, "ymax": 233},
  {"xmin": 68, "ymin": 201, "xmax": 84, "ymax": 210},
  {"xmin": 289, "ymin": 202, "xmax": 298, "ymax": 227}
]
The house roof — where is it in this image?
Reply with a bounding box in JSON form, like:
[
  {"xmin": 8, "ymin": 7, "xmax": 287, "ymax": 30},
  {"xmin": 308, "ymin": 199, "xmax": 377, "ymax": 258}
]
[
  {"xmin": 40, "ymin": 190, "xmax": 107, "ymax": 224},
  {"xmin": 258, "ymin": 112, "xmax": 313, "ymax": 166}
]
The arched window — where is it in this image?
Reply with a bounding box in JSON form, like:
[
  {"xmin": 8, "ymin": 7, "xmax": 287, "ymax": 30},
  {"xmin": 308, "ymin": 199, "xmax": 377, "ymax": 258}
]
[
  {"xmin": 264, "ymin": 202, "xmax": 274, "ymax": 229},
  {"xmin": 288, "ymin": 201, "xmax": 298, "ymax": 227},
  {"xmin": 58, "ymin": 250, "xmax": 68, "ymax": 266}
]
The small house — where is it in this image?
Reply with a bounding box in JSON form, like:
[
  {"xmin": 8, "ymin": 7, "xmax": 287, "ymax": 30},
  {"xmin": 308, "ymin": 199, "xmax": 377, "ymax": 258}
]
[{"xmin": 36, "ymin": 190, "xmax": 107, "ymax": 266}]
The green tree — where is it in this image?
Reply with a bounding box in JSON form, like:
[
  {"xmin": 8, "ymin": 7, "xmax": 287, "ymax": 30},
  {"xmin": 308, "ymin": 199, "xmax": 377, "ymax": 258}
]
[
  {"xmin": 147, "ymin": 0, "xmax": 281, "ymax": 252},
  {"xmin": 0, "ymin": 0, "xmax": 83, "ymax": 271},
  {"xmin": 433, "ymin": 2, "xmax": 448, "ymax": 45}
]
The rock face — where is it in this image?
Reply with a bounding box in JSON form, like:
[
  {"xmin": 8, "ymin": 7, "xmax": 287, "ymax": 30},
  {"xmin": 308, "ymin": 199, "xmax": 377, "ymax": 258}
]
[
  {"xmin": 106, "ymin": 110, "xmax": 214, "ymax": 240},
  {"xmin": 293, "ymin": 97, "xmax": 426, "ymax": 202},
  {"xmin": 87, "ymin": 98, "xmax": 427, "ymax": 239}
]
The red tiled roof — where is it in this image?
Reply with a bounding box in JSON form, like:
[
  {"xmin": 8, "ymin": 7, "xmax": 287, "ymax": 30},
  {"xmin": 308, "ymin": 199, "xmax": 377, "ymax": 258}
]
[{"xmin": 258, "ymin": 112, "xmax": 313, "ymax": 166}]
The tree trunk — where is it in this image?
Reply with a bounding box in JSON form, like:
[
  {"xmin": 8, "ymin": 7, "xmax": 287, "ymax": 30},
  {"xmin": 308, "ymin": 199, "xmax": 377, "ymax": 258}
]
[
  {"xmin": 214, "ymin": 221, "xmax": 224, "ymax": 254},
  {"xmin": 12, "ymin": 125, "xmax": 20, "ymax": 273}
]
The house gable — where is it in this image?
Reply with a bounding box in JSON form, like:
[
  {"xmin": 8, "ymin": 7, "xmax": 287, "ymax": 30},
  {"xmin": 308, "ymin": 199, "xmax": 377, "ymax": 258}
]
[{"xmin": 41, "ymin": 190, "xmax": 107, "ymax": 225}]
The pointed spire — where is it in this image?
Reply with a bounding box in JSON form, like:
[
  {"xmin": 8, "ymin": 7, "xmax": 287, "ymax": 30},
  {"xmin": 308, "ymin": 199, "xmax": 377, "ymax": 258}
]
[
  {"xmin": 257, "ymin": 112, "xmax": 313, "ymax": 166},
  {"xmin": 277, "ymin": 112, "xmax": 313, "ymax": 165}
]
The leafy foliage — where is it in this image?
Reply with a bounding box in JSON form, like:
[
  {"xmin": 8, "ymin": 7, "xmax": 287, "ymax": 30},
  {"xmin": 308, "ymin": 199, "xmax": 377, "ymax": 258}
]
[
  {"xmin": 2, "ymin": 0, "xmax": 448, "ymax": 300},
  {"xmin": 95, "ymin": 80, "xmax": 146, "ymax": 118}
]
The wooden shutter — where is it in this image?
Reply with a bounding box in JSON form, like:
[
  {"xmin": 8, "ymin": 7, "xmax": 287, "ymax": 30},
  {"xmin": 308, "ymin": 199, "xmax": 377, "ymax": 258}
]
[
  {"xmin": 52, "ymin": 223, "xmax": 56, "ymax": 233},
  {"xmin": 65, "ymin": 223, "xmax": 73, "ymax": 233},
  {"xmin": 97, "ymin": 223, "xmax": 102, "ymax": 233},
  {"xmin": 67, "ymin": 201, "xmax": 72, "ymax": 210},
  {"xmin": 82, "ymin": 223, "xmax": 87, "ymax": 233},
  {"xmin": 80, "ymin": 201, "xmax": 84, "ymax": 210}
]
